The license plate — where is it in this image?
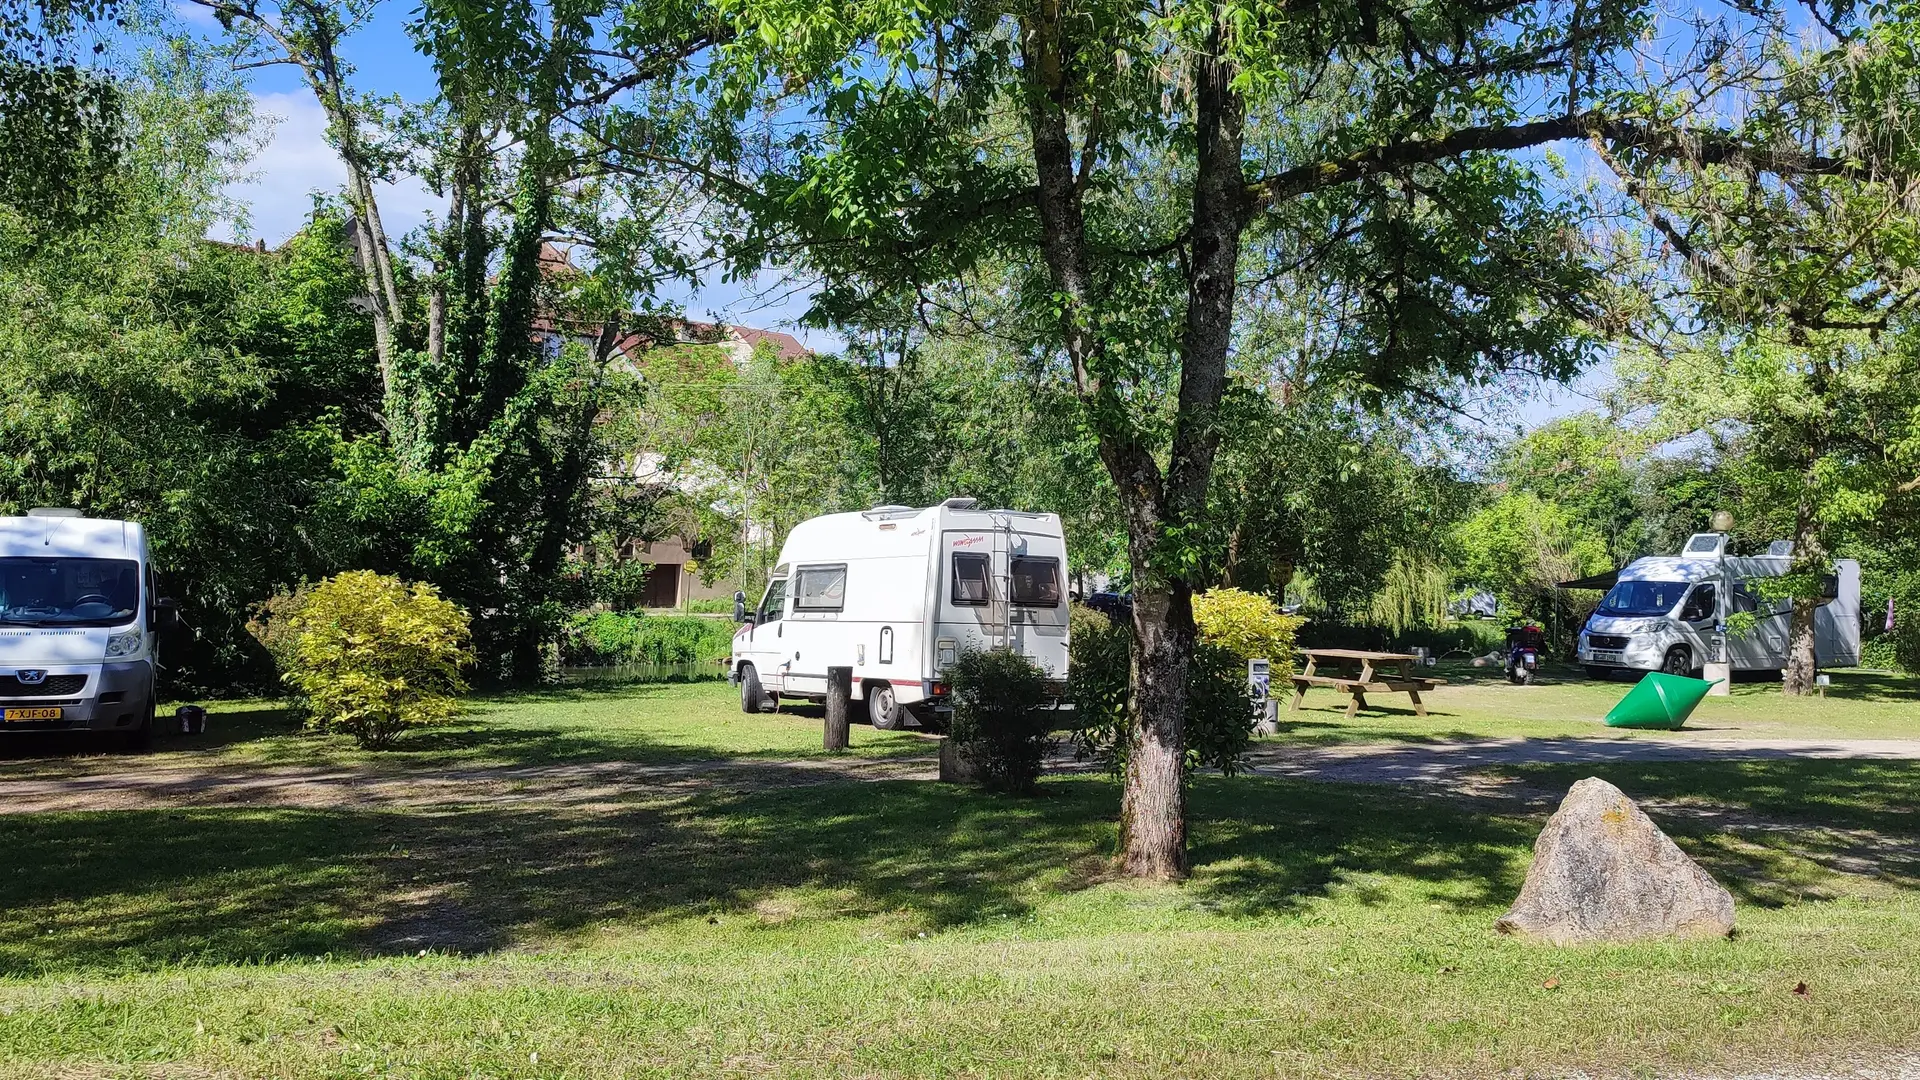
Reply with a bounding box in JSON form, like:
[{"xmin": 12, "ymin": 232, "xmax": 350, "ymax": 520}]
[
  {"xmin": 3, "ymin": 707, "xmax": 63, "ymax": 721},
  {"xmin": 1592, "ymin": 651, "xmax": 1623, "ymax": 664}
]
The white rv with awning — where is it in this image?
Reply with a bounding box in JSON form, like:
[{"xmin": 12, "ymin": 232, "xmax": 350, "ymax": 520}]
[
  {"xmin": 1575, "ymin": 532, "xmax": 1860, "ymax": 678},
  {"xmin": 728, "ymin": 499, "xmax": 1070, "ymax": 728}
]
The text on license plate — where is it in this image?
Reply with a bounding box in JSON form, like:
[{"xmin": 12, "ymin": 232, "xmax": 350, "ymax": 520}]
[
  {"xmin": 1592, "ymin": 651, "xmax": 1624, "ymax": 663},
  {"xmin": 3, "ymin": 707, "xmax": 63, "ymax": 721}
]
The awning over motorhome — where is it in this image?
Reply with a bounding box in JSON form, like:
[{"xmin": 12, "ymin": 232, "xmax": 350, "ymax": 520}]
[{"xmin": 1557, "ymin": 569, "xmax": 1622, "ymax": 591}]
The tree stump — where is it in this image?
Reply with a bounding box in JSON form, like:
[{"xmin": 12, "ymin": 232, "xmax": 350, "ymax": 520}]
[{"xmin": 824, "ymin": 666, "xmax": 851, "ymax": 751}]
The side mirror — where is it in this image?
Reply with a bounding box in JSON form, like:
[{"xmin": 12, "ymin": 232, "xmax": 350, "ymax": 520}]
[
  {"xmin": 150, "ymin": 597, "xmax": 179, "ymax": 630},
  {"xmin": 733, "ymin": 590, "xmax": 748, "ymax": 623}
]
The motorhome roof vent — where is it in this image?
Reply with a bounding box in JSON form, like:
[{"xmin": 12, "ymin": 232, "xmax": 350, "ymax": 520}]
[
  {"xmin": 26, "ymin": 507, "xmax": 81, "ymax": 518},
  {"xmin": 860, "ymin": 505, "xmax": 919, "ymax": 520},
  {"xmin": 941, "ymin": 497, "xmax": 979, "ymax": 509},
  {"xmin": 1682, "ymin": 533, "xmax": 1728, "ymax": 557},
  {"xmin": 1768, "ymin": 540, "xmax": 1795, "ymax": 557}
]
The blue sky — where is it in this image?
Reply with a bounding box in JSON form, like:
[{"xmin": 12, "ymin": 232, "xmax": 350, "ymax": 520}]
[{"xmin": 183, "ymin": 0, "xmax": 1604, "ymax": 429}]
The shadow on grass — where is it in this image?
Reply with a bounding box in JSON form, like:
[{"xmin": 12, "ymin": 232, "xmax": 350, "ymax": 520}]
[
  {"xmin": 1498, "ymin": 758, "xmax": 1920, "ymax": 904},
  {"xmin": 8, "ymin": 758, "xmax": 1913, "ymax": 977},
  {"xmin": 0, "ymin": 774, "xmax": 1551, "ymax": 976}
]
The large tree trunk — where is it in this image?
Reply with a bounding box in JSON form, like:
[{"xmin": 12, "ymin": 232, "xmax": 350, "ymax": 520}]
[
  {"xmin": 1017, "ymin": 3, "xmax": 1245, "ymax": 879},
  {"xmin": 1782, "ymin": 496, "xmax": 1825, "ymax": 695},
  {"xmin": 1120, "ymin": 586, "xmax": 1195, "ymax": 878}
]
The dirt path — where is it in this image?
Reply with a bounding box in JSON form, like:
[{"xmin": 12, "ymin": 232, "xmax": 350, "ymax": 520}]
[
  {"xmin": 7, "ymin": 733, "xmax": 1920, "ymax": 814},
  {"xmin": 1240, "ymin": 734, "xmax": 1920, "ymax": 786},
  {"xmin": 0, "ymin": 753, "xmax": 940, "ymax": 813}
]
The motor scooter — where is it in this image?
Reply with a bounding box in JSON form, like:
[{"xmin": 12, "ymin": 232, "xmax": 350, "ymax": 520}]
[{"xmin": 1506, "ymin": 623, "xmax": 1546, "ymax": 685}]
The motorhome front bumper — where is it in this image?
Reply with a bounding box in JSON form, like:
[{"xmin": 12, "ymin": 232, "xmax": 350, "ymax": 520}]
[
  {"xmin": 1577, "ymin": 634, "xmax": 1668, "ymax": 672},
  {"xmin": 0, "ymin": 661, "xmax": 153, "ymax": 733}
]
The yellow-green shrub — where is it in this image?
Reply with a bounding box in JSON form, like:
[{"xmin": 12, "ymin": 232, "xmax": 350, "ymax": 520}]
[
  {"xmin": 1193, "ymin": 587, "xmax": 1305, "ymax": 675},
  {"xmin": 284, "ymin": 571, "xmax": 473, "ymax": 749}
]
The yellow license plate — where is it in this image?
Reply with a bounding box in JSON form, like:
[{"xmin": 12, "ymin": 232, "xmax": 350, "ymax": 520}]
[{"xmin": 3, "ymin": 707, "xmax": 63, "ymax": 721}]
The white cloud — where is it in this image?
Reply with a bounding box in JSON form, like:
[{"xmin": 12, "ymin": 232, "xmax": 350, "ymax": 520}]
[{"xmin": 214, "ymin": 91, "xmax": 443, "ymax": 246}]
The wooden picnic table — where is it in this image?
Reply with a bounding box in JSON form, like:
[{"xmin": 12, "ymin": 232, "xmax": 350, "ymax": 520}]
[{"xmin": 1289, "ymin": 648, "xmax": 1447, "ymax": 718}]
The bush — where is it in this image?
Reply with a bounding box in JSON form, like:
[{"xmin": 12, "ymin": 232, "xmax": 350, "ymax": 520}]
[
  {"xmin": 561, "ymin": 611, "xmax": 736, "ymax": 667},
  {"xmin": 1193, "ymin": 588, "xmax": 1305, "ymax": 675},
  {"xmin": 1068, "ymin": 603, "xmax": 1257, "ymax": 777},
  {"xmin": 245, "ymin": 582, "xmax": 316, "ymax": 680},
  {"xmin": 283, "ymin": 571, "xmax": 473, "ymax": 749},
  {"xmin": 947, "ymin": 648, "xmax": 1055, "ymax": 793}
]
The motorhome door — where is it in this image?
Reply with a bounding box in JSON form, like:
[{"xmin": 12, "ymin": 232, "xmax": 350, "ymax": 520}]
[{"xmin": 739, "ymin": 575, "xmax": 789, "ymax": 690}]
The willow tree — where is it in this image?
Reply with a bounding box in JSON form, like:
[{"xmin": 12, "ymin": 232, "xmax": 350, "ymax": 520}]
[{"xmin": 703, "ymin": 0, "xmax": 1879, "ymax": 874}]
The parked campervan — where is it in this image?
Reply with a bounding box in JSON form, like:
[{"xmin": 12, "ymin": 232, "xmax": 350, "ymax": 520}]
[
  {"xmin": 728, "ymin": 498, "xmax": 1070, "ymax": 728},
  {"xmin": 1576, "ymin": 532, "xmax": 1860, "ymax": 678},
  {"xmin": 0, "ymin": 509, "xmax": 176, "ymax": 746}
]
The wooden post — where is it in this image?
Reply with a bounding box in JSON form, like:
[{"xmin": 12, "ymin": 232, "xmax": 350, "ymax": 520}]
[{"xmin": 825, "ymin": 667, "xmax": 852, "ymax": 751}]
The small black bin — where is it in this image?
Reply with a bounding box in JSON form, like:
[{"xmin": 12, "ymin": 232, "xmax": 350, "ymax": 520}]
[{"xmin": 174, "ymin": 704, "xmax": 207, "ymax": 736}]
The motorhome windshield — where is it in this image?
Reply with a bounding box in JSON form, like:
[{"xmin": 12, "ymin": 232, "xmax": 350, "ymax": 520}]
[
  {"xmin": 0, "ymin": 557, "xmax": 140, "ymax": 627},
  {"xmin": 1596, "ymin": 579, "xmax": 1690, "ymax": 618}
]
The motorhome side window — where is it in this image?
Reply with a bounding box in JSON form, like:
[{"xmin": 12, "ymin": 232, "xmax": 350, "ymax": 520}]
[
  {"xmin": 1680, "ymin": 584, "xmax": 1716, "ymax": 622},
  {"xmin": 758, "ymin": 579, "xmax": 787, "ymax": 624},
  {"xmin": 792, "ymin": 565, "xmax": 847, "ymax": 612},
  {"xmin": 951, "ymin": 553, "xmax": 991, "ymax": 605},
  {"xmin": 1732, "ymin": 583, "xmax": 1758, "ymax": 614},
  {"xmin": 1009, "ymin": 556, "xmax": 1062, "ymax": 606}
]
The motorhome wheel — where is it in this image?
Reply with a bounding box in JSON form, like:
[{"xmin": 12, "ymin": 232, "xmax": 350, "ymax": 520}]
[
  {"xmin": 867, "ymin": 683, "xmax": 906, "ymax": 729},
  {"xmin": 738, "ymin": 665, "xmax": 770, "ymax": 714},
  {"xmin": 1662, "ymin": 646, "xmax": 1693, "ymax": 677}
]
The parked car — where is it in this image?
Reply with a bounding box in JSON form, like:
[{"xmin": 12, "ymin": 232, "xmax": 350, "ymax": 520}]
[
  {"xmin": 1577, "ymin": 531, "xmax": 1860, "ymax": 679},
  {"xmin": 729, "ymin": 498, "xmax": 1070, "ymax": 729},
  {"xmin": 0, "ymin": 509, "xmax": 176, "ymax": 747}
]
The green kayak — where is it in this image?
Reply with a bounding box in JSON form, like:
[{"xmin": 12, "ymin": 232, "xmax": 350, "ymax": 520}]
[{"xmin": 1604, "ymin": 672, "xmax": 1722, "ymax": 730}]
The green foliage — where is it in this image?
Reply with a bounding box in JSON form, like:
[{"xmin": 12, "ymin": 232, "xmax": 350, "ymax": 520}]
[
  {"xmin": 561, "ymin": 611, "xmax": 735, "ymax": 667},
  {"xmin": 1365, "ymin": 550, "xmax": 1454, "ymax": 636},
  {"xmin": 282, "ymin": 571, "xmax": 473, "ymax": 749},
  {"xmin": 946, "ymin": 648, "xmax": 1054, "ymax": 794},
  {"xmin": 1070, "ymin": 607, "xmax": 1257, "ymax": 777},
  {"xmin": 1192, "ymin": 587, "xmax": 1304, "ymax": 675},
  {"xmin": 1066, "ymin": 604, "xmax": 1130, "ymax": 744}
]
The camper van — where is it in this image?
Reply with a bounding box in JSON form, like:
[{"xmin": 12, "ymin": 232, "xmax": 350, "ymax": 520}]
[
  {"xmin": 729, "ymin": 499, "xmax": 1070, "ymax": 728},
  {"xmin": 1576, "ymin": 532, "xmax": 1860, "ymax": 679},
  {"xmin": 0, "ymin": 510, "xmax": 173, "ymax": 746}
]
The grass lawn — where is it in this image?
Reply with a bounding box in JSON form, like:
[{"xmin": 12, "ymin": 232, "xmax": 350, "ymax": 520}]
[
  {"xmin": 0, "ymin": 679, "xmax": 935, "ymax": 780},
  {"xmin": 1269, "ymin": 664, "xmax": 1920, "ymax": 745},
  {"xmin": 3, "ymin": 677, "xmax": 1920, "ymax": 1076}
]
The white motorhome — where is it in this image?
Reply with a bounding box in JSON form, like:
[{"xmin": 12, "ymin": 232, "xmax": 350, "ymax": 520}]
[
  {"xmin": 0, "ymin": 510, "xmax": 174, "ymax": 746},
  {"xmin": 1576, "ymin": 532, "xmax": 1860, "ymax": 678},
  {"xmin": 728, "ymin": 499, "xmax": 1070, "ymax": 728}
]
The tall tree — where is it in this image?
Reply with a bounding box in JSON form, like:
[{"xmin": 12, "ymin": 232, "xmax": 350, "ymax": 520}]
[{"xmin": 706, "ymin": 0, "xmax": 1880, "ymax": 874}]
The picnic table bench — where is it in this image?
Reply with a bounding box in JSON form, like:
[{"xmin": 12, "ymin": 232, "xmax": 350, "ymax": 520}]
[{"xmin": 1289, "ymin": 648, "xmax": 1448, "ymax": 718}]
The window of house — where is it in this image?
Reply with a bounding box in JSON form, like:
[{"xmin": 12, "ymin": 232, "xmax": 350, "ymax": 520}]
[
  {"xmin": 792, "ymin": 565, "xmax": 847, "ymax": 612},
  {"xmin": 1009, "ymin": 556, "xmax": 1062, "ymax": 606},
  {"xmin": 951, "ymin": 553, "xmax": 991, "ymax": 605}
]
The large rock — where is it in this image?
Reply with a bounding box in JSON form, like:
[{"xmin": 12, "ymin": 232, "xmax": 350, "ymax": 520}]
[{"xmin": 1496, "ymin": 777, "xmax": 1735, "ymax": 945}]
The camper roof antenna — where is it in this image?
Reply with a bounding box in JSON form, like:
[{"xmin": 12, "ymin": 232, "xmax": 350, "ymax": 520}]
[{"xmin": 941, "ymin": 496, "xmax": 979, "ymax": 509}]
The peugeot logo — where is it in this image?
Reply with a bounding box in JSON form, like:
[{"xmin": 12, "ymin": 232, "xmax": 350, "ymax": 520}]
[{"xmin": 17, "ymin": 669, "xmax": 47, "ymax": 685}]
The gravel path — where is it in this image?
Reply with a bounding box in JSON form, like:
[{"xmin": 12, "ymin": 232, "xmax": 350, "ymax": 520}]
[
  {"xmin": 1240, "ymin": 734, "xmax": 1920, "ymax": 785},
  {"xmin": 6, "ymin": 733, "xmax": 1920, "ymax": 814}
]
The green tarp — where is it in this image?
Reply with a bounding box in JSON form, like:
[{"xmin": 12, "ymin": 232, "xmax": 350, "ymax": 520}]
[{"xmin": 1604, "ymin": 672, "xmax": 1721, "ymax": 730}]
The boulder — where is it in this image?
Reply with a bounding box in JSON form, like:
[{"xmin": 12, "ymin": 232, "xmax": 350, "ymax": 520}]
[{"xmin": 1496, "ymin": 777, "xmax": 1735, "ymax": 945}]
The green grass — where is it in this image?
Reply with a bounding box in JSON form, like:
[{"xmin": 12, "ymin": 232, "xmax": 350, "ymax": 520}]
[
  {"xmin": 1268, "ymin": 663, "xmax": 1920, "ymax": 744},
  {"xmin": 0, "ymin": 681, "xmax": 934, "ymax": 779},
  {"xmin": 3, "ymin": 774, "xmax": 1920, "ymax": 1076},
  {"xmin": 5, "ymin": 678, "xmax": 1920, "ymax": 1076}
]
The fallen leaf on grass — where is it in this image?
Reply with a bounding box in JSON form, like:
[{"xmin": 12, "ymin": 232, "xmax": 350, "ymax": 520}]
[
  {"xmin": 1543, "ymin": 977, "xmax": 1561, "ymax": 990},
  {"xmin": 1793, "ymin": 982, "xmax": 1810, "ymax": 997}
]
